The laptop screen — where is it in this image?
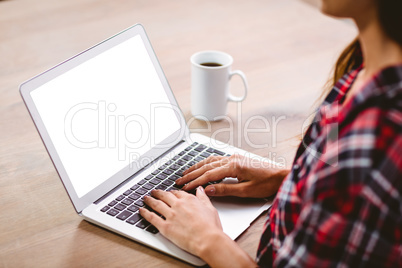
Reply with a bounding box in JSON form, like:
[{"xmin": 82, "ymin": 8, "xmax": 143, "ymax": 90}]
[{"xmin": 30, "ymin": 35, "xmax": 181, "ymax": 198}]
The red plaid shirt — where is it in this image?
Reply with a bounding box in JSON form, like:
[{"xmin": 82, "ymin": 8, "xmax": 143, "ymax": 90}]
[{"xmin": 256, "ymin": 64, "xmax": 402, "ymax": 267}]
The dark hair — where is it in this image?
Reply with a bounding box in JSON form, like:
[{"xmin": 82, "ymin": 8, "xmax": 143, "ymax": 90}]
[
  {"xmin": 323, "ymin": 0, "xmax": 402, "ymax": 96},
  {"xmin": 378, "ymin": 0, "xmax": 402, "ymax": 45}
]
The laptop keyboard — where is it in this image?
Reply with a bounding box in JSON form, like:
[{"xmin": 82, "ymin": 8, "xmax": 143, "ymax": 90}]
[{"xmin": 99, "ymin": 142, "xmax": 229, "ymax": 234}]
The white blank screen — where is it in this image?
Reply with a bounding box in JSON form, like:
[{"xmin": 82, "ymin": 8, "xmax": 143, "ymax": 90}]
[{"xmin": 31, "ymin": 35, "xmax": 181, "ymax": 198}]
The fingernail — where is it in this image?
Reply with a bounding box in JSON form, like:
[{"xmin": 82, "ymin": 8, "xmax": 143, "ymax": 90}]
[
  {"xmin": 197, "ymin": 186, "xmax": 205, "ymax": 193},
  {"xmin": 206, "ymin": 186, "xmax": 215, "ymax": 196},
  {"xmin": 182, "ymin": 184, "xmax": 188, "ymax": 190}
]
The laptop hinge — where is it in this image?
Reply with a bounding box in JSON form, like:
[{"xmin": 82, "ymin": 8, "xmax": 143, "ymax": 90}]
[{"xmin": 94, "ymin": 139, "xmax": 186, "ymax": 205}]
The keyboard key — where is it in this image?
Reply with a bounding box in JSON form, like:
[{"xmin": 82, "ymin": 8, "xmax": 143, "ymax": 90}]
[
  {"xmin": 158, "ymin": 164, "xmax": 168, "ymax": 170},
  {"xmin": 127, "ymin": 205, "xmax": 139, "ymax": 212},
  {"xmin": 130, "ymin": 185, "xmax": 140, "ymax": 191},
  {"xmin": 195, "ymin": 144, "xmax": 207, "ymax": 152},
  {"xmin": 136, "ymin": 219, "xmax": 150, "ymax": 229},
  {"xmin": 126, "ymin": 213, "xmax": 142, "ymax": 225},
  {"xmin": 184, "ymin": 146, "xmax": 192, "ymax": 151},
  {"xmin": 162, "ymin": 169, "xmax": 174, "ymax": 176},
  {"xmin": 135, "ymin": 200, "xmax": 145, "ymax": 207},
  {"xmin": 201, "ymin": 152, "xmax": 211, "ymax": 158},
  {"xmin": 175, "ymin": 170, "xmax": 184, "ymax": 177},
  {"xmin": 135, "ymin": 188, "xmax": 147, "ymax": 195},
  {"xmin": 162, "ymin": 179, "xmax": 174, "ymax": 186},
  {"xmin": 143, "ymin": 183, "xmax": 154, "ymax": 190},
  {"xmin": 176, "ymin": 159, "xmax": 186, "ymax": 166},
  {"xmin": 213, "ymin": 149, "xmax": 225, "ymax": 156},
  {"xmin": 121, "ymin": 198, "xmax": 134, "ymax": 206},
  {"xmin": 195, "ymin": 156, "xmax": 204, "ymax": 162},
  {"xmin": 108, "ymin": 200, "xmax": 118, "ymax": 207},
  {"xmin": 115, "ymin": 203, "xmax": 127, "ymax": 211},
  {"xmin": 116, "ymin": 195, "xmax": 125, "ymax": 201},
  {"xmin": 101, "ymin": 206, "xmax": 110, "ymax": 212},
  {"xmin": 156, "ymin": 173, "xmax": 167, "ymax": 180},
  {"xmin": 145, "ymin": 174, "xmax": 153, "ymax": 180},
  {"xmin": 167, "ymin": 186, "xmax": 180, "ymax": 191},
  {"xmin": 169, "ymin": 164, "xmax": 180, "ymax": 170},
  {"xmin": 151, "ymin": 170, "xmax": 159, "ymax": 175},
  {"xmin": 123, "ymin": 189, "xmax": 132, "ymax": 196},
  {"xmin": 178, "ymin": 150, "xmax": 186, "ymax": 156},
  {"xmin": 128, "ymin": 193, "xmax": 141, "ymax": 200},
  {"xmin": 137, "ymin": 179, "xmax": 146, "ymax": 185},
  {"xmin": 188, "ymin": 151, "xmax": 198, "ymax": 157},
  {"xmin": 150, "ymin": 178, "xmax": 161, "ymax": 185},
  {"xmin": 146, "ymin": 225, "xmax": 159, "ymax": 234},
  {"xmin": 169, "ymin": 174, "xmax": 180, "ymax": 181},
  {"xmin": 155, "ymin": 184, "xmax": 167, "ymax": 190},
  {"xmin": 191, "ymin": 142, "xmax": 198, "ymax": 146},
  {"xmin": 182, "ymin": 155, "xmax": 192, "ymax": 161},
  {"xmin": 206, "ymin": 148, "xmax": 214, "ymax": 153},
  {"xmin": 107, "ymin": 208, "xmax": 119, "ymax": 216},
  {"xmin": 117, "ymin": 210, "xmax": 132, "ymax": 221}
]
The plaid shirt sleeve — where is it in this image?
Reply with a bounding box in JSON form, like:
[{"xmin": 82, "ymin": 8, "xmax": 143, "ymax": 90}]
[
  {"xmin": 275, "ymin": 108, "xmax": 402, "ymax": 267},
  {"xmin": 257, "ymin": 65, "xmax": 402, "ymax": 267}
]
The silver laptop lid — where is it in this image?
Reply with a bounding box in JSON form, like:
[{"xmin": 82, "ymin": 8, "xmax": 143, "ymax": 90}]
[{"xmin": 20, "ymin": 24, "xmax": 188, "ymax": 213}]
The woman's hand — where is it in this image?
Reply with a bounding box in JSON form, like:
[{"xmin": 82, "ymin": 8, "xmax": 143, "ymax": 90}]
[
  {"xmin": 176, "ymin": 154, "xmax": 289, "ymax": 198},
  {"xmin": 139, "ymin": 187, "xmax": 257, "ymax": 267},
  {"xmin": 139, "ymin": 187, "xmax": 222, "ymax": 256}
]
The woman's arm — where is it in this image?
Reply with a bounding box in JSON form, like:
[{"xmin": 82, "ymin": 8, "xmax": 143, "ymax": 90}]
[{"xmin": 139, "ymin": 155, "xmax": 289, "ymax": 266}]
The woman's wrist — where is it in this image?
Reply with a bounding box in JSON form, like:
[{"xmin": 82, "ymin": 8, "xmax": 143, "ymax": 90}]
[
  {"xmin": 195, "ymin": 229, "xmax": 222, "ymax": 259},
  {"xmin": 259, "ymin": 168, "xmax": 290, "ymax": 198},
  {"xmin": 196, "ymin": 230, "xmax": 256, "ymax": 267},
  {"xmin": 275, "ymin": 168, "xmax": 290, "ymax": 181}
]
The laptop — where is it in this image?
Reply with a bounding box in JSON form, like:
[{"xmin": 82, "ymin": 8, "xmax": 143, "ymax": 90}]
[{"xmin": 20, "ymin": 24, "xmax": 272, "ymax": 266}]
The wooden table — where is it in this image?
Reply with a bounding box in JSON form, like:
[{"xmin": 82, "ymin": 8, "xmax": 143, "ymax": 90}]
[{"xmin": 0, "ymin": 0, "xmax": 356, "ymax": 266}]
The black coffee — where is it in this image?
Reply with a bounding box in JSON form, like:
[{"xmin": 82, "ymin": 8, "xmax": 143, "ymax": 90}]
[{"xmin": 200, "ymin": 62, "xmax": 222, "ymax": 67}]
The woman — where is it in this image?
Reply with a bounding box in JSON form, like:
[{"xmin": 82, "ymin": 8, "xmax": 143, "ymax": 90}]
[{"xmin": 139, "ymin": 0, "xmax": 402, "ymax": 266}]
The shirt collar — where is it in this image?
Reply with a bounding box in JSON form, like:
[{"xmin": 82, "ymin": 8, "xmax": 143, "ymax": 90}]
[{"xmin": 321, "ymin": 64, "xmax": 402, "ymax": 125}]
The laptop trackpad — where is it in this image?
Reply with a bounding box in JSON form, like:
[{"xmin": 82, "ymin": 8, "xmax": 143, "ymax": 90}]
[{"xmin": 211, "ymin": 195, "xmax": 271, "ymax": 240}]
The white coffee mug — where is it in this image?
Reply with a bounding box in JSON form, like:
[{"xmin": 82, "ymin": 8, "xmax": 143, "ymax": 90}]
[{"xmin": 190, "ymin": 51, "xmax": 248, "ymax": 121}]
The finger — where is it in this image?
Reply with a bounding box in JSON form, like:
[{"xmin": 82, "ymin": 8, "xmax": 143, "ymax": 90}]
[
  {"xmin": 204, "ymin": 182, "xmax": 251, "ymax": 197},
  {"xmin": 143, "ymin": 195, "xmax": 172, "ymax": 217},
  {"xmin": 182, "ymin": 165, "xmax": 233, "ymax": 191},
  {"xmin": 182, "ymin": 155, "xmax": 225, "ymax": 176},
  {"xmin": 169, "ymin": 189, "xmax": 192, "ymax": 199},
  {"xmin": 177, "ymin": 159, "xmax": 227, "ymax": 186},
  {"xmin": 150, "ymin": 189, "xmax": 177, "ymax": 206},
  {"xmin": 139, "ymin": 207, "xmax": 165, "ymax": 230},
  {"xmin": 195, "ymin": 186, "xmax": 213, "ymax": 207}
]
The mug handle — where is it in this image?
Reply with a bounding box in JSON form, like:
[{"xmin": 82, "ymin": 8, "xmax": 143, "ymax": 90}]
[{"xmin": 228, "ymin": 70, "xmax": 248, "ymax": 102}]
